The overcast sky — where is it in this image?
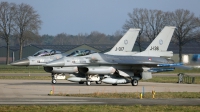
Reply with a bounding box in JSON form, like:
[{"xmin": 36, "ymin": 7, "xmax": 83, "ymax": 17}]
[{"xmin": 2, "ymin": 0, "xmax": 200, "ymax": 36}]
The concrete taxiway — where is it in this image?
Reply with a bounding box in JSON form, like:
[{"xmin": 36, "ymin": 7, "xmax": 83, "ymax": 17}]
[{"xmin": 0, "ymin": 79, "xmax": 200, "ymax": 105}]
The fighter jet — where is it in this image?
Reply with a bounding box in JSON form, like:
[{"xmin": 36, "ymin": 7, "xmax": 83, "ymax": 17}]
[
  {"xmin": 46, "ymin": 26, "xmax": 176, "ymax": 85},
  {"xmin": 48, "ymin": 26, "xmax": 177, "ymax": 85},
  {"xmin": 11, "ymin": 28, "xmax": 141, "ymax": 84},
  {"xmin": 45, "ymin": 26, "xmax": 183, "ymax": 86}
]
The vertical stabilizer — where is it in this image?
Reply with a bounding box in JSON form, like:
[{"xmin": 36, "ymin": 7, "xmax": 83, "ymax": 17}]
[
  {"xmin": 145, "ymin": 26, "xmax": 176, "ymax": 52},
  {"xmin": 106, "ymin": 28, "xmax": 140, "ymax": 54}
]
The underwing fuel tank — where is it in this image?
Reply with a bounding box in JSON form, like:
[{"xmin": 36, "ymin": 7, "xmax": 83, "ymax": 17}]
[
  {"xmin": 78, "ymin": 66, "xmax": 116, "ymax": 74},
  {"xmin": 102, "ymin": 77, "xmax": 130, "ymax": 84},
  {"xmin": 67, "ymin": 77, "xmax": 87, "ymax": 82},
  {"xmin": 68, "ymin": 75, "xmax": 100, "ymax": 82}
]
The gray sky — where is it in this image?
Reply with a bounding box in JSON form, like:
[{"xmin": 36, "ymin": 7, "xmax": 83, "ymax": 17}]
[{"xmin": 2, "ymin": 0, "xmax": 200, "ymax": 36}]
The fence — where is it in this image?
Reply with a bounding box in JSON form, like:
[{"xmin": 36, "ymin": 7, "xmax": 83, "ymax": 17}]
[{"xmin": 178, "ymin": 73, "xmax": 195, "ymax": 84}]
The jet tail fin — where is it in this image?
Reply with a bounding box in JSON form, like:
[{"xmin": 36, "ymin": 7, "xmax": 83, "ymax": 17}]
[
  {"xmin": 145, "ymin": 26, "xmax": 176, "ymax": 52},
  {"xmin": 135, "ymin": 26, "xmax": 176, "ymax": 57},
  {"xmin": 106, "ymin": 28, "xmax": 140, "ymax": 55}
]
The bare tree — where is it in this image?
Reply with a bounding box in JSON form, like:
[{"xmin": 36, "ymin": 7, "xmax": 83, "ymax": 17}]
[
  {"xmin": 0, "ymin": 2, "xmax": 16, "ymax": 64},
  {"xmin": 170, "ymin": 9, "xmax": 200, "ymax": 62},
  {"xmin": 143, "ymin": 9, "xmax": 170, "ymax": 41},
  {"xmin": 112, "ymin": 30, "xmax": 123, "ymax": 44},
  {"xmin": 40, "ymin": 34, "xmax": 54, "ymax": 45},
  {"xmin": 87, "ymin": 31, "xmax": 107, "ymax": 44},
  {"xmin": 14, "ymin": 3, "xmax": 41, "ymax": 59},
  {"xmin": 22, "ymin": 31, "xmax": 40, "ymax": 46},
  {"xmin": 75, "ymin": 33, "xmax": 88, "ymax": 45},
  {"xmin": 123, "ymin": 9, "xmax": 171, "ymax": 51},
  {"xmin": 53, "ymin": 33, "xmax": 68, "ymax": 45},
  {"xmin": 123, "ymin": 8, "xmax": 147, "ymax": 51}
]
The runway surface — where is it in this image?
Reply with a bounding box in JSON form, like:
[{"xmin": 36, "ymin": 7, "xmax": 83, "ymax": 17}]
[{"xmin": 0, "ymin": 78, "xmax": 200, "ymax": 105}]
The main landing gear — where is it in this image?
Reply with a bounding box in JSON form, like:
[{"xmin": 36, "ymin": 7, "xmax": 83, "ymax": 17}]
[
  {"xmin": 52, "ymin": 79, "xmax": 57, "ymax": 84},
  {"xmin": 95, "ymin": 81, "xmax": 102, "ymax": 84},
  {"xmin": 131, "ymin": 79, "xmax": 138, "ymax": 86},
  {"xmin": 51, "ymin": 73, "xmax": 66, "ymax": 84},
  {"xmin": 79, "ymin": 82, "xmax": 84, "ymax": 84},
  {"xmin": 86, "ymin": 81, "xmax": 91, "ymax": 86},
  {"xmin": 85, "ymin": 74, "xmax": 101, "ymax": 86},
  {"xmin": 51, "ymin": 73, "xmax": 56, "ymax": 84}
]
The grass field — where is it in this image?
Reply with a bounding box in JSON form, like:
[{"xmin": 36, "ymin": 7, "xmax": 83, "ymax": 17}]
[
  {"xmin": 0, "ymin": 105, "xmax": 200, "ymax": 112},
  {"xmin": 0, "ymin": 65, "xmax": 45, "ymax": 73},
  {"xmin": 52, "ymin": 92, "xmax": 200, "ymax": 99},
  {"xmin": 141, "ymin": 76, "xmax": 200, "ymax": 84}
]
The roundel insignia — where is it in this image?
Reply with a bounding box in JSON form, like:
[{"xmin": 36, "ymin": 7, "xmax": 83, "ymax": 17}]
[
  {"xmin": 159, "ymin": 39, "xmax": 163, "ymax": 45},
  {"xmin": 124, "ymin": 40, "xmax": 128, "ymax": 45}
]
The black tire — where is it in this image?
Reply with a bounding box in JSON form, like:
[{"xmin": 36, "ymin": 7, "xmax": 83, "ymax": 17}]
[
  {"xmin": 79, "ymin": 82, "xmax": 84, "ymax": 84},
  {"xmin": 95, "ymin": 81, "xmax": 102, "ymax": 84},
  {"xmin": 52, "ymin": 79, "xmax": 56, "ymax": 84},
  {"xmin": 131, "ymin": 79, "xmax": 138, "ymax": 86},
  {"xmin": 112, "ymin": 84, "xmax": 117, "ymax": 86},
  {"xmin": 86, "ymin": 81, "xmax": 91, "ymax": 86}
]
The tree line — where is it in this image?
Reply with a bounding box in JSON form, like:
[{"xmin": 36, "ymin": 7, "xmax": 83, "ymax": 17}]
[
  {"xmin": 0, "ymin": 1, "xmax": 200, "ymax": 64},
  {"xmin": 0, "ymin": 2, "xmax": 41, "ymax": 64}
]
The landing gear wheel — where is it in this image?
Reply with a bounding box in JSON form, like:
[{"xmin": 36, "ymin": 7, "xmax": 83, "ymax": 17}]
[
  {"xmin": 95, "ymin": 81, "xmax": 102, "ymax": 84},
  {"xmin": 112, "ymin": 84, "xmax": 117, "ymax": 86},
  {"xmin": 79, "ymin": 82, "xmax": 84, "ymax": 84},
  {"xmin": 131, "ymin": 79, "xmax": 138, "ymax": 86},
  {"xmin": 52, "ymin": 79, "xmax": 56, "ymax": 84},
  {"xmin": 86, "ymin": 81, "xmax": 91, "ymax": 86}
]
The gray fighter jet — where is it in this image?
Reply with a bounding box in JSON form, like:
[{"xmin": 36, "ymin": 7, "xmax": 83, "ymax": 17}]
[
  {"xmin": 11, "ymin": 28, "xmax": 141, "ymax": 84},
  {"xmin": 45, "ymin": 26, "xmax": 185, "ymax": 86}
]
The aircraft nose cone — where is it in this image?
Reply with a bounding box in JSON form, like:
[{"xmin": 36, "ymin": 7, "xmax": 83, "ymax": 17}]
[
  {"xmin": 45, "ymin": 59, "xmax": 64, "ymax": 67},
  {"xmin": 10, "ymin": 58, "xmax": 30, "ymax": 66}
]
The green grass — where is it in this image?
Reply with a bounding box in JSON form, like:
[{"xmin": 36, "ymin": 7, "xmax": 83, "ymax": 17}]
[
  {"xmin": 0, "ymin": 76, "xmax": 52, "ymax": 80},
  {"xmin": 52, "ymin": 92, "xmax": 200, "ymax": 99},
  {"xmin": 141, "ymin": 76, "xmax": 200, "ymax": 84},
  {"xmin": 162, "ymin": 68, "xmax": 200, "ymax": 73},
  {"xmin": 0, "ymin": 105, "xmax": 199, "ymax": 112},
  {"xmin": 0, "ymin": 65, "xmax": 45, "ymax": 73}
]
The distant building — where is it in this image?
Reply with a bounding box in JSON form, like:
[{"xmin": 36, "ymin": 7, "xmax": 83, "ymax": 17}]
[{"xmin": 0, "ymin": 46, "xmax": 15, "ymax": 64}]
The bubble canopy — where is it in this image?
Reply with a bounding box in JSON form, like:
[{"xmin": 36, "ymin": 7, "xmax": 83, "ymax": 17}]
[
  {"xmin": 33, "ymin": 49, "xmax": 61, "ymax": 56},
  {"xmin": 67, "ymin": 49, "xmax": 96, "ymax": 57}
]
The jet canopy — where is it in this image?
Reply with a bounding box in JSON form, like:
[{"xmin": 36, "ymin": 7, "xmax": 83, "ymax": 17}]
[
  {"xmin": 33, "ymin": 49, "xmax": 61, "ymax": 56},
  {"xmin": 67, "ymin": 49, "xmax": 96, "ymax": 57}
]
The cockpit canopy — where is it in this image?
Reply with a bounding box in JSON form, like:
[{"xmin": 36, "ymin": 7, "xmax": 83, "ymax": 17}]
[
  {"xmin": 67, "ymin": 49, "xmax": 96, "ymax": 57},
  {"xmin": 33, "ymin": 49, "xmax": 61, "ymax": 56}
]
